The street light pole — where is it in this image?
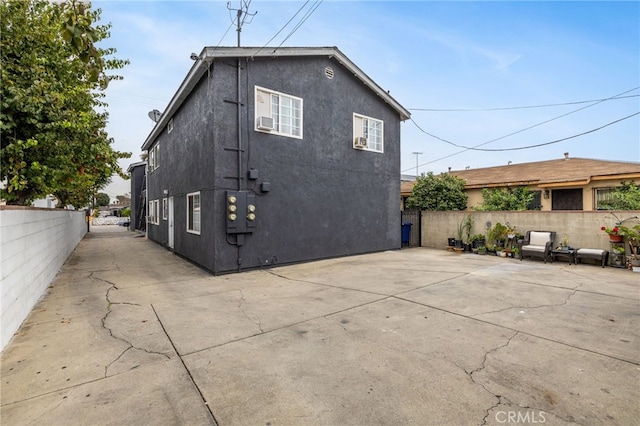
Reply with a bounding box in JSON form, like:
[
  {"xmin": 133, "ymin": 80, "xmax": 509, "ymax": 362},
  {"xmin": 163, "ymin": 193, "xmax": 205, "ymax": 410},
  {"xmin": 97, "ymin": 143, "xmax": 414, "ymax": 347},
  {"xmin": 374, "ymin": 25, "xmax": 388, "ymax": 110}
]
[{"xmin": 411, "ymin": 152, "xmax": 422, "ymax": 178}]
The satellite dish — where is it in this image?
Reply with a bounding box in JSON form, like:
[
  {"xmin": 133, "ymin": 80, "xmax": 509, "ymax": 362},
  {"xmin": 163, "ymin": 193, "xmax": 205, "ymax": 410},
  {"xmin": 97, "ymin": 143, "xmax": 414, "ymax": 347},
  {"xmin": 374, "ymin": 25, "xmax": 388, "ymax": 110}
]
[{"xmin": 148, "ymin": 109, "xmax": 162, "ymax": 122}]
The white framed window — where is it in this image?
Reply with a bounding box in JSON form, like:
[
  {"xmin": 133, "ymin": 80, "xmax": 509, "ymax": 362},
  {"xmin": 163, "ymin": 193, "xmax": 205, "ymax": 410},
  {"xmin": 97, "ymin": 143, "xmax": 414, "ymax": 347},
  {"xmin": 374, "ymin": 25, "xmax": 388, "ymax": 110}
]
[
  {"xmin": 148, "ymin": 143, "xmax": 160, "ymax": 171},
  {"xmin": 187, "ymin": 192, "xmax": 201, "ymax": 234},
  {"xmin": 148, "ymin": 199, "xmax": 159, "ymax": 225},
  {"xmin": 353, "ymin": 113, "xmax": 384, "ymax": 153},
  {"xmin": 167, "ymin": 118, "xmax": 174, "ymax": 134},
  {"xmin": 154, "ymin": 144, "xmax": 159, "ymax": 170},
  {"xmin": 255, "ymin": 86, "xmax": 303, "ymax": 139},
  {"xmin": 162, "ymin": 198, "xmax": 168, "ymax": 220},
  {"xmin": 148, "ymin": 149, "xmax": 155, "ymax": 171}
]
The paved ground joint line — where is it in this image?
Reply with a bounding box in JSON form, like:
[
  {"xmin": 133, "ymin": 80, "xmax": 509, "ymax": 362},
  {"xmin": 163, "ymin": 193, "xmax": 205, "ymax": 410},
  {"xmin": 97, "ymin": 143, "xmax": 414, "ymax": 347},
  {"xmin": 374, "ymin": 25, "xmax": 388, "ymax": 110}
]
[
  {"xmin": 392, "ymin": 295, "xmax": 640, "ymax": 367},
  {"xmin": 151, "ymin": 304, "xmax": 219, "ymax": 426}
]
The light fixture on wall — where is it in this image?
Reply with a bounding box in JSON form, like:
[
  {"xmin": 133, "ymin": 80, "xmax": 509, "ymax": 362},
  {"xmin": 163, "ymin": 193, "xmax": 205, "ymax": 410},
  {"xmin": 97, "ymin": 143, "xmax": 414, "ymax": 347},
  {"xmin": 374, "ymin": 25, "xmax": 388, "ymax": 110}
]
[
  {"xmin": 163, "ymin": 189, "xmax": 168, "ymax": 195},
  {"xmin": 543, "ymin": 190, "xmax": 550, "ymax": 199}
]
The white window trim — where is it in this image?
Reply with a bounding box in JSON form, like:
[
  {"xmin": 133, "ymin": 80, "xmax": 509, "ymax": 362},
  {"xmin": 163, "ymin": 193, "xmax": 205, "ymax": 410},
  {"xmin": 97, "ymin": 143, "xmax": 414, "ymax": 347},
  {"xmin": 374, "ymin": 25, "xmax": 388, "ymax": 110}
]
[
  {"xmin": 167, "ymin": 118, "xmax": 174, "ymax": 134},
  {"xmin": 148, "ymin": 199, "xmax": 159, "ymax": 225},
  {"xmin": 254, "ymin": 85, "xmax": 303, "ymax": 139},
  {"xmin": 154, "ymin": 144, "xmax": 159, "ymax": 170},
  {"xmin": 186, "ymin": 192, "xmax": 201, "ymax": 235},
  {"xmin": 353, "ymin": 113, "xmax": 384, "ymax": 153},
  {"xmin": 162, "ymin": 198, "xmax": 168, "ymax": 220},
  {"xmin": 148, "ymin": 143, "xmax": 160, "ymax": 171}
]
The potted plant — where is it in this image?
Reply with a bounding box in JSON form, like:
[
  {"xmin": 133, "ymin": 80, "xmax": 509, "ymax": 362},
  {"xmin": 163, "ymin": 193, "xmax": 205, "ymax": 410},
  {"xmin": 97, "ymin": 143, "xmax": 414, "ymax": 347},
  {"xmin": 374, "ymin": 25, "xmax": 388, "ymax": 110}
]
[
  {"xmin": 488, "ymin": 222, "xmax": 508, "ymax": 250},
  {"xmin": 477, "ymin": 245, "xmax": 487, "ymax": 255},
  {"xmin": 455, "ymin": 218, "xmax": 464, "ymax": 249},
  {"xmin": 601, "ymin": 225, "xmax": 623, "ymax": 242},
  {"xmin": 611, "ymin": 245, "xmax": 626, "ymax": 266},
  {"xmin": 470, "ymin": 233, "xmax": 486, "ymax": 249},
  {"xmin": 462, "ymin": 215, "xmax": 474, "ymax": 252},
  {"xmin": 620, "ymin": 224, "xmax": 640, "ymax": 267}
]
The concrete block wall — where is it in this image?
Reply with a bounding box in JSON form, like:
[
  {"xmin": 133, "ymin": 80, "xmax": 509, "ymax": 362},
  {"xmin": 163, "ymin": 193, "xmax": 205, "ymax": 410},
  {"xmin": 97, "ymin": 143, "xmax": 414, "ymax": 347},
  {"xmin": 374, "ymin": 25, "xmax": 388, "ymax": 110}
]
[
  {"xmin": 420, "ymin": 210, "xmax": 640, "ymax": 253},
  {"xmin": 1, "ymin": 207, "xmax": 87, "ymax": 351}
]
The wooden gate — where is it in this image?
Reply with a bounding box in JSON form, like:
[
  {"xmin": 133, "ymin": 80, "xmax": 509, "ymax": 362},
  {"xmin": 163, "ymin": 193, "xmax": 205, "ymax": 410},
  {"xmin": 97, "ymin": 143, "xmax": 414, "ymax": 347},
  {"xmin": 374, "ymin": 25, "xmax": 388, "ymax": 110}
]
[{"xmin": 401, "ymin": 210, "xmax": 422, "ymax": 247}]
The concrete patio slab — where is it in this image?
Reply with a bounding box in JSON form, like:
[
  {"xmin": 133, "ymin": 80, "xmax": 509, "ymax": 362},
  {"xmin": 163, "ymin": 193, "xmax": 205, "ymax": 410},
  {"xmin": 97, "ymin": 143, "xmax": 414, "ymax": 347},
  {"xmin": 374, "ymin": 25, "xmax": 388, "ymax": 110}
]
[{"xmin": 2, "ymin": 229, "xmax": 638, "ymax": 425}]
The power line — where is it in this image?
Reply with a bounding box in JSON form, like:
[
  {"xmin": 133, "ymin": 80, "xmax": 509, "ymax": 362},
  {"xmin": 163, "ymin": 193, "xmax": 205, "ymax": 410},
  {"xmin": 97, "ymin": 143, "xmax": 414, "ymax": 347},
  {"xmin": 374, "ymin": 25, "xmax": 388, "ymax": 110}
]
[
  {"xmin": 411, "ymin": 87, "xmax": 639, "ymax": 151},
  {"xmin": 252, "ymin": 1, "xmax": 311, "ymax": 58},
  {"xmin": 272, "ymin": 0, "xmax": 324, "ymax": 53},
  {"xmin": 402, "ymin": 112, "xmax": 639, "ymax": 173},
  {"xmin": 455, "ymin": 112, "xmax": 639, "ymax": 152},
  {"xmin": 409, "ymin": 92, "xmax": 639, "ymax": 112}
]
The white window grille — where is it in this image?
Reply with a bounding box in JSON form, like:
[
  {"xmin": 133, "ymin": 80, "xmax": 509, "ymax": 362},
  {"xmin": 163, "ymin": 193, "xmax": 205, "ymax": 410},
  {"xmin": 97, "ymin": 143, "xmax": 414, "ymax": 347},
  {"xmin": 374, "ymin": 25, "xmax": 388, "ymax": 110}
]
[
  {"xmin": 255, "ymin": 86, "xmax": 303, "ymax": 139},
  {"xmin": 353, "ymin": 113, "xmax": 384, "ymax": 153},
  {"xmin": 162, "ymin": 198, "xmax": 168, "ymax": 220},
  {"xmin": 187, "ymin": 192, "xmax": 201, "ymax": 234}
]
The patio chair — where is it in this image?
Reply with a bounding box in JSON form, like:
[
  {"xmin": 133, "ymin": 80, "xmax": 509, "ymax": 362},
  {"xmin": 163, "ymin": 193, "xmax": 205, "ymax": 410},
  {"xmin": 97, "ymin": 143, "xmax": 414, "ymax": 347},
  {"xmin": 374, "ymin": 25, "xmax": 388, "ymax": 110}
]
[{"xmin": 518, "ymin": 231, "xmax": 556, "ymax": 263}]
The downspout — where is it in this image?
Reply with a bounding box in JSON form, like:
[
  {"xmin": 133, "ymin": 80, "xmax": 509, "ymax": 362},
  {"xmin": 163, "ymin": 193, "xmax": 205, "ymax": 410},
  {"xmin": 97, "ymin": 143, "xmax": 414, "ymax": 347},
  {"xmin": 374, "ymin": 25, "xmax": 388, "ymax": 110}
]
[{"xmin": 236, "ymin": 54, "xmax": 243, "ymax": 272}]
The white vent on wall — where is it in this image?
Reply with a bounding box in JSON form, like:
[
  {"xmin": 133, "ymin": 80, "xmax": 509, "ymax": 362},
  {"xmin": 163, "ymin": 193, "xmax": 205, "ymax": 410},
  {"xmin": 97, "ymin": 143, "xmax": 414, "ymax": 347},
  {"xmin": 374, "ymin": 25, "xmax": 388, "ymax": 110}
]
[
  {"xmin": 257, "ymin": 116, "xmax": 274, "ymax": 130},
  {"xmin": 354, "ymin": 137, "xmax": 368, "ymax": 149}
]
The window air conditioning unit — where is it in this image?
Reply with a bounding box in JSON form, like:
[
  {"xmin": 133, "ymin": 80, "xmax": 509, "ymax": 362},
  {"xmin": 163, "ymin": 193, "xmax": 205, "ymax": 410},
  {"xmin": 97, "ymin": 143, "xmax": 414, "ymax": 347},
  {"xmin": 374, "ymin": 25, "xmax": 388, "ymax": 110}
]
[
  {"xmin": 257, "ymin": 116, "xmax": 274, "ymax": 130},
  {"xmin": 354, "ymin": 136, "xmax": 368, "ymax": 149}
]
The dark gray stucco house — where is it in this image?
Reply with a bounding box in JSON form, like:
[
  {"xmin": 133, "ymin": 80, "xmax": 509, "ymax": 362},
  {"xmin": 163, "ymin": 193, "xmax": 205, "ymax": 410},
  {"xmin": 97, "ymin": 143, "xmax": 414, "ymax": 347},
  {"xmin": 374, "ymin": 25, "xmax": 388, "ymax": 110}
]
[
  {"xmin": 141, "ymin": 46, "xmax": 410, "ymax": 274},
  {"xmin": 127, "ymin": 161, "xmax": 146, "ymax": 232}
]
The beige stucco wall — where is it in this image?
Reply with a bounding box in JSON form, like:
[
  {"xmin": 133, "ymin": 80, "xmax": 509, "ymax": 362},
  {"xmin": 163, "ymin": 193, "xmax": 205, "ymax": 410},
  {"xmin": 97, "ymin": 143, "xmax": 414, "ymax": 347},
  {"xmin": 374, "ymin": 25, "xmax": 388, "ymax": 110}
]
[
  {"xmin": 421, "ymin": 210, "xmax": 640, "ymax": 253},
  {"xmin": 462, "ymin": 177, "xmax": 638, "ymax": 212}
]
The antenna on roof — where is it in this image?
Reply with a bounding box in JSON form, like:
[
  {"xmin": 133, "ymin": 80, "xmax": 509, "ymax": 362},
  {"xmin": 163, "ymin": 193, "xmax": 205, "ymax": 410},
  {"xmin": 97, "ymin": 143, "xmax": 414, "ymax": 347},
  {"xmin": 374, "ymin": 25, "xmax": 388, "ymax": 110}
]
[{"xmin": 227, "ymin": 0, "xmax": 257, "ymax": 47}]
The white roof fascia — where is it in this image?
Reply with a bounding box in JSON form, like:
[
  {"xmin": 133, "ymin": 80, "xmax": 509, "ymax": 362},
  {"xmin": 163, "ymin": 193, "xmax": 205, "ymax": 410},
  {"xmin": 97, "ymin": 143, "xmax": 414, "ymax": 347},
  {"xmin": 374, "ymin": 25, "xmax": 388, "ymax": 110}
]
[{"xmin": 141, "ymin": 46, "xmax": 410, "ymax": 151}]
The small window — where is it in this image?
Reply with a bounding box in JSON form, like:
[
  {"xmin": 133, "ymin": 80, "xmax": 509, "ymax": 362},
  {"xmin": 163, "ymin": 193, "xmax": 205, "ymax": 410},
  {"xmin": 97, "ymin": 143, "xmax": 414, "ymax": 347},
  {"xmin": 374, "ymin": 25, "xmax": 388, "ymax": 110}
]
[
  {"xmin": 353, "ymin": 113, "xmax": 384, "ymax": 153},
  {"xmin": 168, "ymin": 118, "xmax": 174, "ymax": 134},
  {"xmin": 148, "ymin": 144, "xmax": 160, "ymax": 171},
  {"xmin": 255, "ymin": 86, "xmax": 303, "ymax": 139},
  {"xmin": 148, "ymin": 199, "xmax": 159, "ymax": 225},
  {"xmin": 154, "ymin": 144, "xmax": 159, "ymax": 170},
  {"xmin": 162, "ymin": 198, "xmax": 168, "ymax": 220},
  {"xmin": 595, "ymin": 187, "xmax": 616, "ymax": 210},
  {"xmin": 187, "ymin": 192, "xmax": 201, "ymax": 234}
]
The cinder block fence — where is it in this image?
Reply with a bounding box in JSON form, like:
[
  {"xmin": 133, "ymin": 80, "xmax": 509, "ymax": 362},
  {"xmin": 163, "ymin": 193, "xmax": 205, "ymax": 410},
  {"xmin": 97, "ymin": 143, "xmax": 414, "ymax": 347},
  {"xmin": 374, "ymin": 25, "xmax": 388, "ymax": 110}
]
[{"xmin": 1, "ymin": 207, "xmax": 87, "ymax": 351}]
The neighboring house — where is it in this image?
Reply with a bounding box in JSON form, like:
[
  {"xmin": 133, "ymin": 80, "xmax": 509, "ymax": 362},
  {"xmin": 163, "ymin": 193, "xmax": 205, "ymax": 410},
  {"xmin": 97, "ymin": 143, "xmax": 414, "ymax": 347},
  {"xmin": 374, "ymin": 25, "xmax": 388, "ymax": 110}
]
[
  {"xmin": 141, "ymin": 46, "xmax": 410, "ymax": 274},
  {"xmin": 128, "ymin": 161, "xmax": 147, "ymax": 232},
  {"xmin": 402, "ymin": 154, "xmax": 640, "ymax": 211}
]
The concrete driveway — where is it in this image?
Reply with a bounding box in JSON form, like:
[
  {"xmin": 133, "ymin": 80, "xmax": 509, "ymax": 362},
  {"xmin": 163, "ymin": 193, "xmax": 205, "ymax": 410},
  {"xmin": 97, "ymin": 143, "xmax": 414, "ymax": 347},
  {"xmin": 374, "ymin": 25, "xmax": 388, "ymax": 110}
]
[{"xmin": 2, "ymin": 226, "xmax": 638, "ymax": 425}]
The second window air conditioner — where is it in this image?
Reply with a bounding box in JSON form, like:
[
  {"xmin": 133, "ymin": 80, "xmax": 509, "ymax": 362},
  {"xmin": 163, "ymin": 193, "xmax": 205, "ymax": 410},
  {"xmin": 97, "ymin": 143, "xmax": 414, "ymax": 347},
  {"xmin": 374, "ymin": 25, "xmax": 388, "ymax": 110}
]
[
  {"xmin": 354, "ymin": 136, "xmax": 368, "ymax": 149},
  {"xmin": 257, "ymin": 116, "xmax": 274, "ymax": 130}
]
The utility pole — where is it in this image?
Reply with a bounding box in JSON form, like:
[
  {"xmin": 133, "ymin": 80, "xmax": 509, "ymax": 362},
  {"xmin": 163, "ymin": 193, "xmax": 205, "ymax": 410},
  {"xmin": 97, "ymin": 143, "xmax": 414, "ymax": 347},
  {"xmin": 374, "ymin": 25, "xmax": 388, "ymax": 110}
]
[
  {"xmin": 411, "ymin": 152, "xmax": 422, "ymax": 178},
  {"xmin": 228, "ymin": 1, "xmax": 257, "ymax": 47}
]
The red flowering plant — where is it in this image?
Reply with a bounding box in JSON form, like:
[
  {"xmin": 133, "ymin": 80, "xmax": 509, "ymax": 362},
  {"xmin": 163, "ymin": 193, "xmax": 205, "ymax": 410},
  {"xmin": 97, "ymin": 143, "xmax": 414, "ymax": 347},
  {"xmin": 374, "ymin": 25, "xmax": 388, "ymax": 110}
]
[{"xmin": 601, "ymin": 226, "xmax": 620, "ymax": 236}]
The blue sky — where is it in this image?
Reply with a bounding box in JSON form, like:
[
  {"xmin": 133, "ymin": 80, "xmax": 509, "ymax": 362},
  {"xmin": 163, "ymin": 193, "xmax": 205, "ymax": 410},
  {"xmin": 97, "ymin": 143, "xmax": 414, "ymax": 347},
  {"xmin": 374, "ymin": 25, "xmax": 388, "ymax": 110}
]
[{"xmin": 94, "ymin": 0, "xmax": 640, "ymax": 198}]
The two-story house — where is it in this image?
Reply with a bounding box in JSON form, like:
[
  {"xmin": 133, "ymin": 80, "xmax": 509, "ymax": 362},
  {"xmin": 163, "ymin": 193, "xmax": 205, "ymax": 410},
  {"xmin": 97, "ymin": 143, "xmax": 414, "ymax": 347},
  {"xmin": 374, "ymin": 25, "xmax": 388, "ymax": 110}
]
[{"xmin": 139, "ymin": 46, "xmax": 410, "ymax": 274}]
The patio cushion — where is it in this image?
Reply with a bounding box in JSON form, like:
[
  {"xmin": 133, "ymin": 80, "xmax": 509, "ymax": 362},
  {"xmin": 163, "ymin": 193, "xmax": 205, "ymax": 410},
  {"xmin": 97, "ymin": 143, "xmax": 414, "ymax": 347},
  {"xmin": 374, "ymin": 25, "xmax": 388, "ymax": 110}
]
[
  {"xmin": 577, "ymin": 248, "xmax": 606, "ymax": 256},
  {"xmin": 529, "ymin": 231, "xmax": 551, "ymax": 246},
  {"xmin": 522, "ymin": 245, "xmax": 545, "ymax": 252}
]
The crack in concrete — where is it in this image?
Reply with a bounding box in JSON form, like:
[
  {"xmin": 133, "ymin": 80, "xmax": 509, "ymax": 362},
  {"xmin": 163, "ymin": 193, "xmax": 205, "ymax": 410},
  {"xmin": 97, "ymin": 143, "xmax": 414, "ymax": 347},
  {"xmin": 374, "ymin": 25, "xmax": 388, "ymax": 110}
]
[
  {"xmin": 93, "ymin": 273, "xmax": 169, "ymax": 377},
  {"xmin": 448, "ymin": 332, "xmax": 583, "ymax": 426},
  {"xmin": 237, "ymin": 290, "xmax": 264, "ymax": 333},
  {"xmin": 470, "ymin": 285, "xmax": 581, "ymax": 318},
  {"xmin": 446, "ymin": 331, "xmax": 519, "ymax": 425}
]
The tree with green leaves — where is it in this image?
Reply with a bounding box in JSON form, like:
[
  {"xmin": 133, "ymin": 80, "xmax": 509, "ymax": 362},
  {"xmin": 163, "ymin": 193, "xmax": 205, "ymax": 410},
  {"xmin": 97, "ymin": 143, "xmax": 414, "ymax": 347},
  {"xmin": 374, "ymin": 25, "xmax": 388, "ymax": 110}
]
[
  {"xmin": 1, "ymin": 0, "xmax": 130, "ymax": 208},
  {"xmin": 475, "ymin": 186, "xmax": 535, "ymax": 211},
  {"xmin": 94, "ymin": 192, "xmax": 110, "ymax": 207},
  {"xmin": 406, "ymin": 172, "xmax": 468, "ymax": 210},
  {"xmin": 599, "ymin": 181, "xmax": 640, "ymax": 210}
]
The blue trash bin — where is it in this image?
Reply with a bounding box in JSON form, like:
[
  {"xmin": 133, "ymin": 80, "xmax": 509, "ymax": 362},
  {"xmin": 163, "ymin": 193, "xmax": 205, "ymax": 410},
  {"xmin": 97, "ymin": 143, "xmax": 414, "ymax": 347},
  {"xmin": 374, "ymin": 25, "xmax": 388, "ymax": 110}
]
[{"xmin": 401, "ymin": 222, "xmax": 412, "ymax": 246}]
